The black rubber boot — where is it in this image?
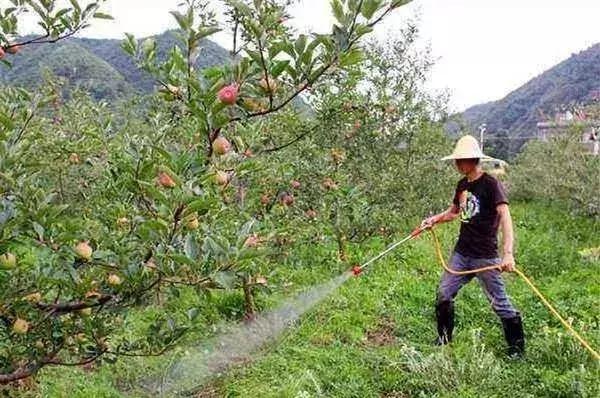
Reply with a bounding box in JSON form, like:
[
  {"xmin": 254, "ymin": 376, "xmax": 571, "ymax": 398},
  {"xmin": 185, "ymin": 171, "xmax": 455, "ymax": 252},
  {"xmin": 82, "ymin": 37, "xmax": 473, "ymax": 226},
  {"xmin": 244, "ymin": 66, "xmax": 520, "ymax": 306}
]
[
  {"xmin": 501, "ymin": 315, "xmax": 525, "ymax": 358},
  {"xmin": 435, "ymin": 301, "xmax": 454, "ymax": 345}
]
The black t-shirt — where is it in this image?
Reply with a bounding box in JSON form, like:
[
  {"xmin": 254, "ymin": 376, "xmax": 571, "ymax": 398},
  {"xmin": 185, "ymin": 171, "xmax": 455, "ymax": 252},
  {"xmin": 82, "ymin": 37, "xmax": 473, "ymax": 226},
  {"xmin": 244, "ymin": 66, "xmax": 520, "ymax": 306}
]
[{"xmin": 452, "ymin": 173, "xmax": 509, "ymax": 258}]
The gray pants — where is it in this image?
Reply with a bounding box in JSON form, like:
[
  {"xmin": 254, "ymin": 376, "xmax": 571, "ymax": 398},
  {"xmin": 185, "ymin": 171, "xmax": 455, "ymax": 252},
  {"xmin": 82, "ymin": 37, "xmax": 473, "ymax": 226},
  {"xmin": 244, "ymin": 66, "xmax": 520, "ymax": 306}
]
[{"xmin": 436, "ymin": 251, "xmax": 520, "ymax": 319}]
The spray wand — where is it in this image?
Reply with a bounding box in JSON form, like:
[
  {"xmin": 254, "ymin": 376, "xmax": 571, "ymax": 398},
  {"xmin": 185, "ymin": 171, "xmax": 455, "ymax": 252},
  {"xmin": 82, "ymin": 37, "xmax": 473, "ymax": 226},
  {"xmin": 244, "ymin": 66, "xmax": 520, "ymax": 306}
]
[{"xmin": 351, "ymin": 225, "xmax": 427, "ymax": 276}]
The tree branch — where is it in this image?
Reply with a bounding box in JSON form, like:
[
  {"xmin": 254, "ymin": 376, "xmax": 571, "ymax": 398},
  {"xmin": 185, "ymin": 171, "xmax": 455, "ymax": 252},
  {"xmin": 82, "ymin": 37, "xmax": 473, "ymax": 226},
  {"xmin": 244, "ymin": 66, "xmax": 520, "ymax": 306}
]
[
  {"xmin": 35, "ymin": 295, "xmax": 113, "ymax": 315},
  {"xmin": 227, "ymin": 61, "xmax": 334, "ymax": 125},
  {"xmin": 256, "ymin": 35, "xmax": 274, "ymax": 108},
  {"xmin": 11, "ymin": 23, "xmax": 87, "ymax": 49},
  {"xmin": 259, "ymin": 126, "xmax": 315, "ymax": 155}
]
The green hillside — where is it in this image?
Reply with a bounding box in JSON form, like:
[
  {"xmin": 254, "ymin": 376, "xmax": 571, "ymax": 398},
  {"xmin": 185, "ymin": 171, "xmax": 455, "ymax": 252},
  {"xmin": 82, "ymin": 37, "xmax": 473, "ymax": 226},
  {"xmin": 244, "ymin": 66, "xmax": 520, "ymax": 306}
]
[
  {"xmin": 455, "ymin": 43, "xmax": 600, "ymax": 153},
  {"xmin": 0, "ymin": 31, "xmax": 232, "ymax": 99},
  {"xmin": 0, "ymin": 42, "xmax": 132, "ymax": 100}
]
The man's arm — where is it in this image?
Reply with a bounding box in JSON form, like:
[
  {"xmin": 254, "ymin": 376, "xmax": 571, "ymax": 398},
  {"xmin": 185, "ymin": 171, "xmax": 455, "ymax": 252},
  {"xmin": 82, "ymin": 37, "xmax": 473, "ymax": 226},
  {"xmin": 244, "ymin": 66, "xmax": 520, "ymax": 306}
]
[
  {"xmin": 497, "ymin": 203, "xmax": 515, "ymax": 272},
  {"xmin": 421, "ymin": 204, "xmax": 460, "ymax": 228}
]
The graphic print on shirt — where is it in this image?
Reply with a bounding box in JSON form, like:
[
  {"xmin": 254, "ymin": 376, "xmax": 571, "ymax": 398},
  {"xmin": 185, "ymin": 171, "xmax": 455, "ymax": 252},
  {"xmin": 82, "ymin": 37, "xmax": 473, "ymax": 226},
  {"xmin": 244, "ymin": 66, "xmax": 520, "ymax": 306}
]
[{"xmin": 458, "ymin": 190, "xmax": 480, "ymax": 223}]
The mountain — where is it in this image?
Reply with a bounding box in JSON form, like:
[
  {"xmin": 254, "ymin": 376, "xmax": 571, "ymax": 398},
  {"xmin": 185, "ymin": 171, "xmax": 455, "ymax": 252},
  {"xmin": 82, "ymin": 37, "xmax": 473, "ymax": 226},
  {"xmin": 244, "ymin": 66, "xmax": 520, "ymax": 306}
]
[
  {"xmin": 456, "ymin": 43, "xmax": 600, "ymax": 154},
  {"xmin": 0, "ymin": 31, "xmax": 232, "ymax": 100}
]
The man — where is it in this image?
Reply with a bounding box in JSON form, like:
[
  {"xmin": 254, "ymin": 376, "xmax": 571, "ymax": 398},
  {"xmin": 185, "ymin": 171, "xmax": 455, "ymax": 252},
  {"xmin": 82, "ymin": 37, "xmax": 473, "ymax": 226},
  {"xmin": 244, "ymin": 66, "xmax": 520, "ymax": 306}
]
[{"xmin": 420, "ymin": 135, "xmax": 524, "ymax": 357}]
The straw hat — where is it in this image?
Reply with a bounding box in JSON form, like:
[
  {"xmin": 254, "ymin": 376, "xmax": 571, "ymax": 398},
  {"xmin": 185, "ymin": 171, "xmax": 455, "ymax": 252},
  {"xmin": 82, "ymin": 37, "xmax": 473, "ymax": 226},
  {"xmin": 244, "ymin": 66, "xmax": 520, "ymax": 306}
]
[{"xmin": 441, "ymin": 135, "xmax": 491, "ymax": 161}]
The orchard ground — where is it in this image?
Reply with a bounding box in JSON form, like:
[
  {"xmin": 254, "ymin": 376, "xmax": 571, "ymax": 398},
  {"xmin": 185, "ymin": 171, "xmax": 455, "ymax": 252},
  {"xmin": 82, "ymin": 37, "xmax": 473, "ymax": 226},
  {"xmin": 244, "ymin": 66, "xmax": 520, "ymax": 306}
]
[{"xmin": 33, "ymin": 202, "xmax": 599, "ymax": 398}]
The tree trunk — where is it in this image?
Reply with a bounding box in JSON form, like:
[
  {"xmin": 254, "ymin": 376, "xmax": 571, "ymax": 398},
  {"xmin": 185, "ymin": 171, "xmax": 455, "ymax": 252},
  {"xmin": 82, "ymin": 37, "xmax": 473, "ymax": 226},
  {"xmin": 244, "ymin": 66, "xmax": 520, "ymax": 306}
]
[{"xmin": 242, "ymin": 276, "xmax": 256, "ymax": 321}]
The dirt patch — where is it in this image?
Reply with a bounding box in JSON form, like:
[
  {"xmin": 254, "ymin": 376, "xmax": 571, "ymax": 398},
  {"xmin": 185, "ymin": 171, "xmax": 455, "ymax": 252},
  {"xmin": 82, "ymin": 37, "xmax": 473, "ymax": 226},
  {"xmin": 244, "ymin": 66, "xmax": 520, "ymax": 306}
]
[
  {"xmin": 195, "ymin": 384, "xmax": 222, "ymax": 398},
  {"xmin": 209, "ymin": 354, "xmax": 253, "ymax": 375},
  {"xmin": 364, "ymin": 316, "xmax": 397, "ymax": 346}
]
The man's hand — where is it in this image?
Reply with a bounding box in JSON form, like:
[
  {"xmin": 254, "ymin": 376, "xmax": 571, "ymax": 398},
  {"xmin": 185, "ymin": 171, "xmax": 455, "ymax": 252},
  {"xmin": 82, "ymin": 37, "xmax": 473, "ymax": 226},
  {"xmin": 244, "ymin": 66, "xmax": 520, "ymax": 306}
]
[
  {"xmin": 501, "ymin": 252, "xmax": 516, "ymax": 273},
  {"xmin": 421, "ymin": 216, "xmax": 437, "ymax": 229},
  {"xmin": 420, "ymin": 215, "xmax": 438, "ymax": 229},
  {"xmin": 420, "ymin": 206, "xmax": 459, "ymax": 230}
]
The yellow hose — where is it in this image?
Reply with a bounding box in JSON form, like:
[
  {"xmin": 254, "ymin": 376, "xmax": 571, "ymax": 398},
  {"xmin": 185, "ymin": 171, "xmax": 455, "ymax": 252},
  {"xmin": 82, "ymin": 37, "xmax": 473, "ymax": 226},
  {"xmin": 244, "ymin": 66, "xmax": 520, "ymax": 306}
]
[{"xmin": 429, "ymin": 228, "xmax": 600, "ymax": 361}]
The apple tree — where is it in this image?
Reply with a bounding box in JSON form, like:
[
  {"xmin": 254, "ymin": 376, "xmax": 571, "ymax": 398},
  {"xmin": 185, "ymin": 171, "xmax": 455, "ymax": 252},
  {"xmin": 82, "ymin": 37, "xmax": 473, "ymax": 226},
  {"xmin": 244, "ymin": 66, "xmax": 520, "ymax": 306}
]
[
  {"xmin": 263, "ymin": 25, "xmax": 454, "ymax": 261},
  {"xmin": 0, "ymin": 0, "xmax": 411, "ymax": 384},
  {"xmin": 120, "ymin": 0, "xmax": 411, "ymax": 314}
]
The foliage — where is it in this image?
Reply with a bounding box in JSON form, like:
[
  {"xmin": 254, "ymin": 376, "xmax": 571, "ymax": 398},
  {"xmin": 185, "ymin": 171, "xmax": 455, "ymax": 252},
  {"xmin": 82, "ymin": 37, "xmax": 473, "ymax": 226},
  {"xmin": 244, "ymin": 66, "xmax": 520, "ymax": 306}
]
[
  {"xmin": 0, "ymin": 0, "xmax": 413, "ymax": 384},
  {"xmin": 257, "ymin": 24, "xmax": 453, "ymax": 260},
  {"xmin": 211, "ymin": 203, "xmax": 600, "ymax": 398},
  {"xmin": 26, "ymin": 202, "xmax": 600, "ymax": 397},
  {"xmin": 1, "ymin": 1, "xmax": 596, "ymax": 396},
  {"xmin": 510, "ymin": 130, "xmax": 600, "ymax": 218}
]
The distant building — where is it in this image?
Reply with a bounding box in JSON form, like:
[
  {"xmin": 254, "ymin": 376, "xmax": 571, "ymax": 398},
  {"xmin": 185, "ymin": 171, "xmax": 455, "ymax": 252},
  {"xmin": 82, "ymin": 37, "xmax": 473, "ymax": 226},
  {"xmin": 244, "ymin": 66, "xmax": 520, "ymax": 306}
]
[{"xmin": 536, "ymin": 109, "xmax": 599, "ymax": 155}]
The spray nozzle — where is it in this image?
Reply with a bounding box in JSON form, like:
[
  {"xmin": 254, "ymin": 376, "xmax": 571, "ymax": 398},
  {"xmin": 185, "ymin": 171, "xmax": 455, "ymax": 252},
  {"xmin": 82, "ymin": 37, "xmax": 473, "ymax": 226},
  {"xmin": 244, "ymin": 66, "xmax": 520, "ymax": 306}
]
[{"xmin": 351, "ymin": 266, "xmax": 363, "ymax": 276}]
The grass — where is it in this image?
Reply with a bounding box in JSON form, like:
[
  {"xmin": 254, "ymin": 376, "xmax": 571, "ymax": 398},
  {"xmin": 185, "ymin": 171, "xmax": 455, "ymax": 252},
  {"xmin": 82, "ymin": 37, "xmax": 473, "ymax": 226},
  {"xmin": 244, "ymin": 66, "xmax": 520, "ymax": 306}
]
[{"xmin": 27, "ymin": 202, "xmax": 600, "ymax": 397}]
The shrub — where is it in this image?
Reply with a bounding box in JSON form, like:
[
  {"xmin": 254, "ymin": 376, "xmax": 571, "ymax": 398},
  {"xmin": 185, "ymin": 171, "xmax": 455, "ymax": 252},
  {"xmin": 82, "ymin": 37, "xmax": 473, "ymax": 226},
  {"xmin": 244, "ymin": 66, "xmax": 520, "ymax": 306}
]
[{"xmin": 510, "ymin": 131, "xmax": 599, "ymax": 218}]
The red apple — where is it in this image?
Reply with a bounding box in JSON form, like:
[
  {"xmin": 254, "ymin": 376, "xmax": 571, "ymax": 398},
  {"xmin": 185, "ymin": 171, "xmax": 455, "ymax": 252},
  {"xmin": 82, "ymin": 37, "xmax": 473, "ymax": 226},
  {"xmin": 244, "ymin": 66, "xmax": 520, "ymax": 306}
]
[
  {"xmin": 23, "ymin": 292, "xmax": 42, "ymax": 303},
  {"xmin": 13, "ymin": 318, "xmax": 29, "ymax": 334},
  {"xmin": 0, "ymin": 253, "xmax": 16, "ymax": 269},
  {"xmin": 157, "ymin": 171, "xmax": 177, "ymax": 188},
  {"xmin": 74, "ymin": 241, "xmax": 93, "ymax": 261},
  {"xmin": 107, "ymin": 274, "xmax": 122, "ymax": 286},
  {"xmin": 305, "ymin": 209, "xmax": 318, "ymax": 219},
  {"xmin": 281, "ymin": 193, "xmax": 294, "ymax": 206},
  {"xmin": 68, "ymin": 153, "xmax": 81, "ymax": 165},
  {"xmin": 322, "ymin": 177, "xmax": 338, "ymax": 190},
  {"xmin": 212, "ymin": 136, "xmax": 232, "ymax": 156},
  {"xmin": 5, "ymin": 44, "xmax": 20, "ymax": 55},
  {"xmin": 218, "ymin": 84, "xmax": 239, "ymax": 105},
  {"xmin": 244, "ymin": 234, "xmax": 261, "ymax": 248},
  {"xmin": 259, "ymin": 76, "xmax": 278, "ymax": 93},
  {"xmin": 215, "ymin": 171, "xmax": 230, "ymax": 186},
  {"xmin": 186, "ymin": 215, "xmax": 200, "ymax": 230}
]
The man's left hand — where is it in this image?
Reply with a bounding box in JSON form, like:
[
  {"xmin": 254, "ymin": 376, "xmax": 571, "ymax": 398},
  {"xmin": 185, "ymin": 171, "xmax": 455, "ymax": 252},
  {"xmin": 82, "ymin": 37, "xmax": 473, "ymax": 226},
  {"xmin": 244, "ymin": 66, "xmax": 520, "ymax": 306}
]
[{"xmin": 501, "ymin": 253, "xmax": 516, "ymax": 273}]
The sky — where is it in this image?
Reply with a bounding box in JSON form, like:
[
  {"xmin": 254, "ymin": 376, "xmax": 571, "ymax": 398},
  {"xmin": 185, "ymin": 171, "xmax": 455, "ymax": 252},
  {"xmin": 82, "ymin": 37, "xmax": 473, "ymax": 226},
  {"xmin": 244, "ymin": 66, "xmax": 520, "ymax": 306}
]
[{"xmin": 15, "ymin": 0, "xmax": 600, "ymax": 112}]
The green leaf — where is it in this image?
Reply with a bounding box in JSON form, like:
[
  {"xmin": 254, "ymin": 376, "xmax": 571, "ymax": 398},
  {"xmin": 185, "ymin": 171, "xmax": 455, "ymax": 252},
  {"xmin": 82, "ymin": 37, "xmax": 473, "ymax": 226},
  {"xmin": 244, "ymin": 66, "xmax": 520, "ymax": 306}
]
[
  {"xmin": 121, "ymin": 33, "xmax": 137, "ymax": 56},
  {"xmin": 294, "ymin": 34, "xmax": 307, "ymax": 57},
  {"xmin": 270, "ymin": 60, "xmax": 290, "ymax": 78},
  {"xmin": 68, "ymin": 0, "xmax": 81, "ymax": 13},
  {"xmin": 246, "ymin": 49, "xmax": 263, "ymax": 65},
  {"xmin": 227, "ymin": 0, "xmax": 253, "ymax": 17},
  {"xmin": 82, "ymin": 3, "xmax": 99, "ymax": 18},
  {"xmin": 268, "ymin": 42, "xmax": 285, "ymax": 59},
  {"xmin": 93, "ymin": 12, "xmax": 113, "ymax": 20},
  {"xmin": 0, "ymin": 112, "xmax": 14, "ymax": 131},
  {"xmin": 170, "ymin": 254, "xmax": 196, "ymax": 267},
  {"xmin": 203, "ymin": 236, "xmax": 226, "ymax": 256},
  {"xmin": 183, "ymin": 199, "xmax": 211, "ymax": 217},
  {"xmin": 332, "ymin": 25, "xmax": 348, "ymax": 49},
  {"xmin": 361, "ymin": 0, "xmax": 382, "ymax": 19},
  {"xmin": 354, "ymin": 24, "xmax": 374, "ymax": 36},
  {"xmin": 391, "ymin": 0, "xmax": 413, "ymax": 9},
  {"xmin": 187, "ymin": 308, "xmax": 199, "ymax": 321},
  {"xmin": 32, "ymin": 222, "xmax": 44, "ymax": 240},
  {"xmin": 145, "ymin": 219, "xmax": 170, "ymax": 233},
  {"xmin": 339, "ymin": 48, "xmax": 364, "ymax": 67},
  {"xmin": 184, "ymin": 234, "xmax": 199, "ymax": 261},
  {"xmin": 331, "ymin": 0, "xmax": 345, "ymax": 24},
  {"xmin": 213, "ymin": 271, "xmax": 237, "ymax": 290},
  {"xmin": 54, "ymin": 8, "xmax": 71, "ymax": 20},
  {"xmin": 170, "ymin": 11, "xmax": 189, "ymax": 31},
  {"xmin": 196, "ymin": 26, "xmax": 221, "ymax": 40}
]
